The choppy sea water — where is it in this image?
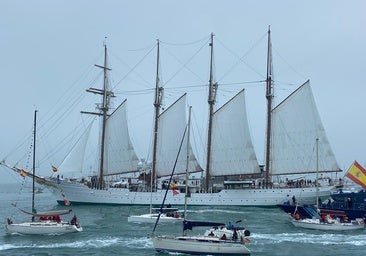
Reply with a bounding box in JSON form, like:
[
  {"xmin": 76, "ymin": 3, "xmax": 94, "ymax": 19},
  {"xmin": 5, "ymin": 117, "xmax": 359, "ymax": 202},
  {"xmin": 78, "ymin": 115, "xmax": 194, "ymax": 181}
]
[{"xmin": 1, "ymin": 183, "xmax": 365, "ymax": 256}]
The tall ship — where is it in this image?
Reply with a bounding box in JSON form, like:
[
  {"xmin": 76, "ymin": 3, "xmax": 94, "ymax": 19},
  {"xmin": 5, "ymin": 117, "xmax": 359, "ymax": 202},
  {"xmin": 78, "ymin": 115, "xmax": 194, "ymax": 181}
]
[{"xmin": 2, "ymin": 29, "xmax": 341, "ymax": 206}]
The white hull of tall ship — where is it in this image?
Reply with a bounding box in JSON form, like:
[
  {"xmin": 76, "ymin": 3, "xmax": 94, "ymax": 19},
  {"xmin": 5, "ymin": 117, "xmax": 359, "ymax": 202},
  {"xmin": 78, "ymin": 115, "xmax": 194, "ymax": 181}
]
[
  {"xmin": 151, "ymin": 235, "xmax": 250, "ymax": 255},
  {"xmin": 5, "ymin": 221, "xmax": 83, "ymax": 235},
  {"xmin": 50, "ymin": 180, "xmax": 331, "ymax": 206},
  {"xmin": 128, "ymin": 213, "xmax": 182, "ymax": 223},
  {"xmin": 291, "ymin": 218, "xmax": 365, "ymax": 231}
]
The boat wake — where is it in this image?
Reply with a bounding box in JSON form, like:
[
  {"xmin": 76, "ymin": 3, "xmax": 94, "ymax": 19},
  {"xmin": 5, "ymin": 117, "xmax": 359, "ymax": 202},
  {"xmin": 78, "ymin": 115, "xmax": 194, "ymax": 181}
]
[
  {"xmin": 251, "ymin": 232, "xmax": 366, "ymax": 246},
  {"xmin": 0, "ymin": 236, "xmax": 152, "ymax": 251}
]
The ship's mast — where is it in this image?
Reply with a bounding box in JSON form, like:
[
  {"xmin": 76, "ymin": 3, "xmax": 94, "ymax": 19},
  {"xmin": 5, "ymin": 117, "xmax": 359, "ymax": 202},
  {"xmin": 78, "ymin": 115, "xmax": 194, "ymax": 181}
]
[
  {"xmin": 265, "ymin": 26, "xmax": 273, "ymax": 188},
  {"xmin": 82, "ymin": 42, "xmax": 113, "ymax": 190},
  {"xmin": 152, "ymin": 39, "xmax": 163, "ymax": 190},
  {"xmin": 183, "ymin": 106, "xmax": 192, "ymax": 236},
  {"xmin": 315, "ymin": 138, "xmax": 319, "ymax": 207},
  {"xmin": 31, "ymin": 110, "xmax": 37, "ymax": 221},
  {"xmin": 205, "ymin": 33, "xmax": 217, "ymax": 192}
]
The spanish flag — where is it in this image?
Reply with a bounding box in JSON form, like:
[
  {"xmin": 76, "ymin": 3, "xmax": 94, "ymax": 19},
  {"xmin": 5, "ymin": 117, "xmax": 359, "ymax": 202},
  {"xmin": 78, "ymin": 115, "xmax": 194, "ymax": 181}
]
[
  {"xmin": 170, "ymin": 183, "xmax": 178, "ymax": 190},
  {"xmin": 345, "ymin": 161, "xmax": 366, "ymax": 189},
  {"xmin": 20, "ymin": 169, "xmax": 27, "ymax": 178},
  {"xmin": 51, "ymin": 165, "xmax": 58, "ymax": 172},
  {"xmin": 170, "ymin": 183, "xmax": 179, "ymax": 196}
]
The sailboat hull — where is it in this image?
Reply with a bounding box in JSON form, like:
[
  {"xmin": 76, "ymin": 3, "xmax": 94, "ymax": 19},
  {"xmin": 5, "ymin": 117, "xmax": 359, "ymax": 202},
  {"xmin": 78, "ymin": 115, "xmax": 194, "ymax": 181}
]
[
  {"xmin": 291, "ymin": 218, "xmax": 364, "ymax": 231},
  {"xmin": 128, "ymin": 213, "xmax": 182, "ymax": 223},
  {"xmin": 50, "ymin": 180, "xmax": 331, "ymax": 206},
  {"xmin": 152, "ymin": 235, "xmax": 250, "ymax": 255},
  {"xmin": 5, "ymin": 221, "xmax": 83, "ymax": 235}
]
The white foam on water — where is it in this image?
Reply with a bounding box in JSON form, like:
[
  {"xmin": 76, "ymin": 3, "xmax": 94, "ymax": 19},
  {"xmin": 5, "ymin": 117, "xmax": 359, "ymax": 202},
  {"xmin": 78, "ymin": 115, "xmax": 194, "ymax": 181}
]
[
  {"xmin": 251, "ymin": 232, "xmax": 366, "ymax": 246},
  {"xmin": 0, "ymin": 244, "xmax": 19, "ymax": 251},
  {"xmin": 0, "ymin": 236, "xmax": 155, "ymax": 253},
  {"xmin": 123, "ymin": 236, "xmax": 153, "ymax": 249},
  {"xmin": 0, "ymin": 237, "xmax": 120, "ymax": 250}
]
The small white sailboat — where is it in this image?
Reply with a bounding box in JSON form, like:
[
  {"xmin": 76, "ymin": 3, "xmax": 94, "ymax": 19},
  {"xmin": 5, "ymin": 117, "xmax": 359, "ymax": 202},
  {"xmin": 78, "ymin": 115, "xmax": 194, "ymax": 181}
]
[
  {"xmin": 151, "ymin": 175, "xmax": 252, "ymax": 255},
  {"xmin": 5, "ymin": 110, "xmax": 83, "ymax": 235},
  {"xmin": 150, "ymin": 61, "xmax": 251, "ymax": 255},
  {"xmin": 291, "ymin": 216, "xmax": 364, "ymax": 231},
  {"xmin": 6, "ymin": 209, "xmax": 82, "ymax": 235},
  {"xmin": 153, "ymin": 229, "xmax": 250, "ymax": 256},
  {"xmin": 289, "ymin": 139, "xmax": 364, "ymax": 231}
]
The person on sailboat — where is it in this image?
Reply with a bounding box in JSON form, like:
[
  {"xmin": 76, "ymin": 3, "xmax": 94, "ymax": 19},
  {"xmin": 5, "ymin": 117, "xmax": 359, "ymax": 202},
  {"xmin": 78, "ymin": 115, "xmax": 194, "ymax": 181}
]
[
  {"xmin": 327, "ymin": 199, "xmax": 331, "ymax": 207},
  {"xmin": 321, "ymin": 214, "xmax": 327, "ymax": 222},
  {"xmin": 232, "ymin": 229, "xmax": 238, "ymax": 240},
  {"xmin": 53, "ymin": 215, "xmax": 61, "ymax": 223},
  {"xmin": 292, "ymin": 195, "xmax": 296, "ymax": 205},
  {"xmin": 347, "ymin": 198, "xmax": 353, "ymax": 208},
  {"xmin": 318, "ymin": 198, "xmax": 322, "ymax": 207},
  {"xmin": 71, "ymin": 215, "xmax": 78, "ymax": 225},
  {"xmin": 227, "ymin": 221, "xmax": 234, "ymax": 229}
]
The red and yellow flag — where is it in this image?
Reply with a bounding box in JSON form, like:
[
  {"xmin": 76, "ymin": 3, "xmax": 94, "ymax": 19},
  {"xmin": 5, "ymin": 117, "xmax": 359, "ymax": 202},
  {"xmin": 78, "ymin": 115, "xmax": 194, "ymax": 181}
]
[
  {"xmin": 170, "ymin": 183, "xmax": 179, "ymax": 196},
  {"xmin": 345, "ymin": 161, "xmax": 366, "ymax": 189}
]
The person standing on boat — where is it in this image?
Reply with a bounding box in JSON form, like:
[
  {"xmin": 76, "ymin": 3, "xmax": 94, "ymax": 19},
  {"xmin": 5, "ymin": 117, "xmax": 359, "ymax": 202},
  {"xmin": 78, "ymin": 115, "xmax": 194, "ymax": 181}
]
[
  {"xmin": 71, "ymin": 215, "xmax": 78, "ymax": 225},
  {"xmin": 232, "ymin": 229, "xmax": 238, "ymax": 240},
  {"xmin": 318, "ymin": 198, "xmax": 322, "ymax": 207},
  {"xmin": 327, "ymin": 199, "xmax": 331, "ymax": 207},
  {"xmin": 347, "ymin": 197, "xmax": 353, "ymax": 208},
  {"xmin": 227, "ymin": 222, "xmax": 233, "ymax": 229}
]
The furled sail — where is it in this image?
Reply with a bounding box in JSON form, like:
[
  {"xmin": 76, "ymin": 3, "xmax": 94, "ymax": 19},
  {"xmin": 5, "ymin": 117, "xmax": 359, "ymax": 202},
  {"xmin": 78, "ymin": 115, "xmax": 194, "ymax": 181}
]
[
  {"xmin": 210, "ymin": 89, "xmax": 261, "ymax": 176},
  {"xmin": 58, "ymin": 121, "xmax": 94, "ymax": 178},
  {"xmin": 155, "ymin": 93, "xmax": 203, "ymax": 177},
  {"xmin": 270, "ymin": 80, "xmax": 341, "ymax": 175},
  {"xmin": 103, "ymin": 99, "xmax": 139, "ymax": 175}
]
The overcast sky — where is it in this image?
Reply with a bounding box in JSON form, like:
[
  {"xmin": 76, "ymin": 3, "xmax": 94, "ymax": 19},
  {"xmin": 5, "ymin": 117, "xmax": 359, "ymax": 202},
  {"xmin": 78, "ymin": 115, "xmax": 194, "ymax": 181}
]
[{"xmin": 1, "ymin": 0, "xmax": 365, "ymax": 183}]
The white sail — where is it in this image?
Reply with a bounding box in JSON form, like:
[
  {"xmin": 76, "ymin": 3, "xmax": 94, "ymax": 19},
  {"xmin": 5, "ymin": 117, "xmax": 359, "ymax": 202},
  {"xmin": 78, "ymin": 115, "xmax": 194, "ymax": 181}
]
[
  {"xmin": 155, "ymin": 93, "xmax": 203, "ymax": 177},
  {"xmin": 270, "ymin": 80, "xmax": 340, "ymax": 175},
  {"xmin": 103, "ymin": 99, "xmax": 139, "ymax": 175},
  {"xmin": 58, "ymin": 121, "xmax": 94, "ymax": 178},
  {"xmin": 210, "ymin": 89, "xmax": 261, "ymax": 176}
]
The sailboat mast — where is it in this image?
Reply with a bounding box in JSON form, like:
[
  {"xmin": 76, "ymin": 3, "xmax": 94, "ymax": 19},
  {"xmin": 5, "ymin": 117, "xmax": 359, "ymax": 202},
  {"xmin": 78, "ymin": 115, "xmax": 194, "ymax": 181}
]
[
  {"xmin": 32, "ymin": 110, "xmax": 37, "ymax": 220},
  {"xmin": 184, "ymin": 106, "xmax": 192, "ymax": 230},
  {"xmin": 152, "ymin": 39, "xmax": 162, "ymax": 190},
  {"xmin": 265, "ymin": 26, "xmax": 273, "ymax": 188},
  {"xmin": 316, "ymin": 138, "xmax": 319, "ymax": 207},
  {"xmin": 205, "ymin": 33, "xmax": 217, "ymax": 192}
]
